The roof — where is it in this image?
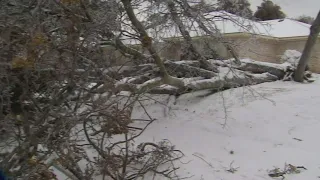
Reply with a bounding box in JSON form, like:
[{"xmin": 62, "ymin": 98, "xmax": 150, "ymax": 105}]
[
  {"xmin": 151, "ymin": 11, "xmax": 312, "ymax": 40},
  {"xmin": 258, "ymin": 19, "xmax": 311, "ymax": 38},
  {"xmin": 189, "ymin": 11, "xmax": 312, "ymax": 38},
  {"xmin": 118, "ymin": 11, "xmax": 313, "ymax": 45}
]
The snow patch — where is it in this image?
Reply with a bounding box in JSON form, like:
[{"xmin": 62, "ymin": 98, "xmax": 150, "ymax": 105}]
[
  {"xmin": 159, "ymin": 84, "xmax": 178, "ymax": 90},
  {"xmin": 280, "ymin": 50, "xmax": 302, "ymax": 68},
  {"xmin": 137, "ymin": 77, "xmax": 162, "ymax": 90},
  {"xmin": 241, "ymin": 58, "xmax": 290, "ymax": 71},
  {"xmin": 132, "ymin": 77, "xmax": 320, "ymax": 180}
]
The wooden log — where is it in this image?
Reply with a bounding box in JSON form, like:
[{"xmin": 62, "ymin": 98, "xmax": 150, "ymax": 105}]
[
  {"xmin": 186, "ymin": 72, "xmax": 278, "ymax": 91},
  {"xmin": 209, "ymin": 59, "xmax": 289, "ymax": 78}
]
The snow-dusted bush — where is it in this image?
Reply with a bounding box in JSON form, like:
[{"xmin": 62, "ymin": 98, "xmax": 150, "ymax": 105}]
[{"xmin": 280, "ymin": 50, "xmax": 302, "ymax": 67}]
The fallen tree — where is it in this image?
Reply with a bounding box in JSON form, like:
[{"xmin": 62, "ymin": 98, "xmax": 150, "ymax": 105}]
[{"xmin": 101, "ymin": 58, "xmax": 306, "ymax": 95}]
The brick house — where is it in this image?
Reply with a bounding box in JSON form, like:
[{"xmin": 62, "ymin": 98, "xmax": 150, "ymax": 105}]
[
  {"xmin": 103, "ymin": 11, "xmax": 320, "ymax": 72},
  {"xmin": 155, "ymin": 11, "xmax": 320, "ymax": 72}
]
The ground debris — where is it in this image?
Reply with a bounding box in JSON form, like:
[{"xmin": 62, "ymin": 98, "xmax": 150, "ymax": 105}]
[
  {"xmin": 225, "ymin": 161, "xmax": 239, "ymax": 174},
  {"xmin": 268, "ymin": 168, "xmax": 286, "ymax": 179},
  {"xmin": 268, "ymin": 163, "xmax": 307, "ymax": 179},
  {"xmin": 293, "ymin": 137, "xmax": 303, "ymax": 142}
]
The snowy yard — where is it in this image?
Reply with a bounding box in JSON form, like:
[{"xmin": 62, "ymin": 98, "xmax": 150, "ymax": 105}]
[{"xmin": 127, "ymin": 75, "xmax": 320, "ymax": 180}]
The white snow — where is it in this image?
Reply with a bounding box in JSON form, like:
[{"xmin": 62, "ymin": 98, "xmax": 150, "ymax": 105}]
[
  {"xmin": 137, "ymin": 77, "xmax": 162, "ymax": 90},
  {"xmin": 120, "ymin": 10, "xmax": 314, "ymax": 45},
  {"xmin": 129, "ymin": 76, "xmax": 320, "ymax": 180},
  {"xmin": 51, "ymin": 76, "xmax": 320, "ymax": 180},
  {"xmin": 280, "ymin": 50, "xmax": 302, "ymax": 67},
  {"xmin": 159, "ymin": 84, "xmax": 179, "ymax": 90},
  {"xmin": 197, "ymin": 14, "xmax": 312, "ymax": 38},
  {"xmin": 241, "ymin": 58, "xmax": 292, "ymax": 71},
  {"xmin": 50, "ymin": 61, "xmax": 320, "ymax": 179},
  {"xmin": 261, "ymin": 19, "xmax": 311, "ymax": 38}
]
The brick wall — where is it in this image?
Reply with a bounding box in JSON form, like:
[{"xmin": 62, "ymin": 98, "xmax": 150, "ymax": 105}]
[
  {"xmin": 224, "ymin": 36, "xmax": 279, "ymax": 63},
  {"xmin": 276, "ymin": 38, "xmax": 320, "ymax": 72},
  {"xmin": 211, "ymin": 35, "xmax": 320, "ymax": 73},
  {"xmin": 157, "ymin": 37, "xmax": 229, "ymax": 60},
  {"xmin": 157, "ymin": 36, "xmax": 281, "ymax": 64},
  {"xmin": 101, "ymin": 36, "xmax": 320, "ymax": 73}
]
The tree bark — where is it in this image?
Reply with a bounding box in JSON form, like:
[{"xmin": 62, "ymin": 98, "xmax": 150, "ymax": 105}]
[
  {"xmin": 114, "ymin": 72, "xmax": 278, "ymax": 95},
  {"xmin": 294, "ymin": 10, "xmax": 320, "ymax": 82},
  {"xmin": 166, "ymin": 0, "xmax": 201, "ymax": 60},
  {"xmin": 236, "ymin": 61, "xmax": 286, "ymax": 78},
  {"xmin": 209, "ymin": 59, "xmax": 290, "ymax": 79},
  {"xmin": 146, "ymin": 72, "xmax": 278, "ymax": 95},
  {"xmin": 120, "ymin": 0, "xmax": 184, "ymax": 88},
  {"xmin": 186, "ymin": 72, "xmax": 278, "ymax": 91},
  {"xmin": 121, "ymin": 0, "xmax": 168, "ymax": 77}
]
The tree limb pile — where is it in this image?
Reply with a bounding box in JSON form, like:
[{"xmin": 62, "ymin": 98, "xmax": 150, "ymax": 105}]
[
  {"xmin": 103, "ymin": 58, "xmax": 297, "ymax": 95},
  {"xmin": 209, "ymin": 59, "xmax": 287, "ymax": 78}
]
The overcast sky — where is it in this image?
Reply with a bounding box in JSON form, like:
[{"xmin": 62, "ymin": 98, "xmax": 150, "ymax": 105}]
[{"xmin": 249, "ymin": 0, "xmax": 320, "ymax": 18}]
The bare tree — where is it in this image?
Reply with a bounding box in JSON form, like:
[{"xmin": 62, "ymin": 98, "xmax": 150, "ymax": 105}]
[
  {"xmin": 294, "ymin": 10, "xmax": 320, "ymax": 82},
  {"xmin": 295, "ymin": 15, "xmax": 315, "ymax": 25},
  {"xmin": 165, "ymin": 0, "xmax": 219, "ymax": 72},
  {"xmin": 0, "ymin": 0, "xmax": 183, "ymax": 179}
]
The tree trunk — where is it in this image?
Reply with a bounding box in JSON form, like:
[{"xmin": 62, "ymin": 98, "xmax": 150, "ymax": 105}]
[
  {"xmin": 120, "ymin": 0, "xmax": 185, "ymax": 89},
  {"xmin": 178, "ymin": 0, "xmax": 241, "ymax": 64},
  {"xmin": 166, "ymin": 0, "xmax": 201, "ymax": 60},
  {"xmin": 209, "ymin": 59, "xmax": 289, "ymax": 79},
  {"xmin": 166, "ymin": 0, "xmax": 218, "ymax": 72},
  {"xmin": 186, "ymin": 72, "xmax": 278, "ymax": 91},
  {"xmin": 121, "ymin": 0, "xmax": 169, "ymax": 78},
  {"xmin": 294, "ymin": 10, "xmax": 320, "ymax": 82}
]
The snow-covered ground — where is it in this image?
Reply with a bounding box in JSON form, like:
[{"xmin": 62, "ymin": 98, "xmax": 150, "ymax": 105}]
[
  {"xmin": 130, "ymin": 75, "xmax": 320, "ymax": 180},
  {"xmin": 51, "ymin": 75, "xmax": 320, "ymax": 180}
]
